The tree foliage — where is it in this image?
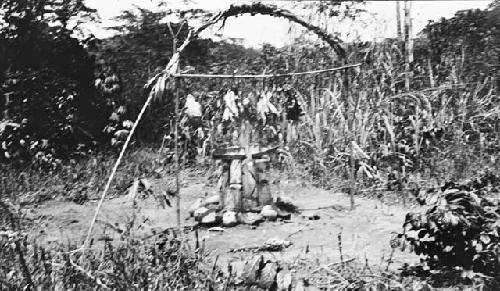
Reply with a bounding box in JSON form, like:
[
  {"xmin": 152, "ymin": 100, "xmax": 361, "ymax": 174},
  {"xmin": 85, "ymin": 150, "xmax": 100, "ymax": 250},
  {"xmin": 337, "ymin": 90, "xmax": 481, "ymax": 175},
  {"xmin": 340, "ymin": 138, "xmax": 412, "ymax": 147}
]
[
  {"xmin": 95, "ymin": 6, "xmax": 260, "ymax": 143},
  {"xmin": 423, "ymin": 7, "xmax": 500, "ymax": 83},
  {"xmin": 0, "ymin": 0, "xmax": 106, "ymax": 164}
]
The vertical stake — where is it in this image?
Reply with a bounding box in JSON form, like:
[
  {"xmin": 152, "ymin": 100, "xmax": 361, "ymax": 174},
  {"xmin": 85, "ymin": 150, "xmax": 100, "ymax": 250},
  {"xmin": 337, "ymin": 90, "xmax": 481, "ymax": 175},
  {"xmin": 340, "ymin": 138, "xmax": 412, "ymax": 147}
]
[
  {"xmin": 401, "ymin": 164, "xmax": 407, "ymax": 207},
  {"xmin": 404, "ymin": 0, "xmax": 412, "ymax": 92},
  {"xmin": 396, "ymin": 1, "xmax": 402, "ymax": 41},
  {"xmin": 338, "ymin": 228, "xmax": 344, "ymax": 269},
  {"xmin": 344, "ymin": 66, "xmax": 356, "ymax": 211},
  {"xmin": 349, "ymin": 141, "xmax": 356, "ymax": 211},
  {"xmin": 174, "ymin": 76, "xmax": 181, "ymax": 234}
]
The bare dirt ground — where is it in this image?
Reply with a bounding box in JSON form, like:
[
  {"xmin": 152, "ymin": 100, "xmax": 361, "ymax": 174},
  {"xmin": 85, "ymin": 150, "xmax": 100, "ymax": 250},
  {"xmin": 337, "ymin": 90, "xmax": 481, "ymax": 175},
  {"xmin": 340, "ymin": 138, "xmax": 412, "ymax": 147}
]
[{"xmin": 26, "ymin": 174, "xmax": 424, "ymax": 272}]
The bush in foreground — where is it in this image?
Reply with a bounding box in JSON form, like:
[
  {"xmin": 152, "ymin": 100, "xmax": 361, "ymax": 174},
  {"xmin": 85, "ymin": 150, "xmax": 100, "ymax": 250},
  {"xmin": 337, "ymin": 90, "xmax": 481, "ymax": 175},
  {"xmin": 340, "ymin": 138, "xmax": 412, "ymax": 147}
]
[{"xmin": 399, "ymin": 173, "xmax": 500, "ymax": 288}]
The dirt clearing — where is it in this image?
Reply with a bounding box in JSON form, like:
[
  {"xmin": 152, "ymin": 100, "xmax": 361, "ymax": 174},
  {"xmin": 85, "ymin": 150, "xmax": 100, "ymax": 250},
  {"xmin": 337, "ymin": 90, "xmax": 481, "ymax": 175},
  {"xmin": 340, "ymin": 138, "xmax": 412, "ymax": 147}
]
[{"xmin": 26, "ymin": 176, "xmax": 423, "ymax": 272}]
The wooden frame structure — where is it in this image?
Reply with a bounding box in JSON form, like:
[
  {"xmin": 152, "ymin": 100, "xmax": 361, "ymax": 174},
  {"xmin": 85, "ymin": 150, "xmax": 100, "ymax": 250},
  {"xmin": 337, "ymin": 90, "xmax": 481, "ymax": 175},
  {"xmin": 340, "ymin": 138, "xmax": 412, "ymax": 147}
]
[
  {"xmin": 83, "ymin": 3, "xmax": 361, "ymax": 248},
  {"xmin": 171, "ymin": 63, "xmax": 360, "ymax": 224}
]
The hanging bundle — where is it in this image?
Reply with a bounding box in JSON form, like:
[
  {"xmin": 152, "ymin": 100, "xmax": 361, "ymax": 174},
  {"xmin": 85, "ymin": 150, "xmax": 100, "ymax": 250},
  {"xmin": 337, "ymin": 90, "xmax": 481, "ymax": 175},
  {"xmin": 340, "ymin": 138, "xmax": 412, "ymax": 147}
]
[
  {"xmin": 285, "ymin": 89, "xmax": 304, "ymax": 121},
  {"xmin": 185, "ymin": 94, "xmax": 202, "ymax": 118},
  {"xmin": 222, "ymin": 89, "xmax": 239, "ymax": 121},
  {"xmin": 257, "ymin": 91, "xmax": 278, "ymax": 124},
  {"xmin": 238, "ymin": 91, "xmax": 260, "ymax": 124}
]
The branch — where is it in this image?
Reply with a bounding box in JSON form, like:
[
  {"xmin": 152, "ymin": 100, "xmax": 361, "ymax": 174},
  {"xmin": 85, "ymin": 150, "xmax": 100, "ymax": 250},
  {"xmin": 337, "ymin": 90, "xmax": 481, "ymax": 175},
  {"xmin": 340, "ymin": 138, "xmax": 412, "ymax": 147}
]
[{"xmin": 195, "ymin": 3, "xmax": 345, "ymax": 58}]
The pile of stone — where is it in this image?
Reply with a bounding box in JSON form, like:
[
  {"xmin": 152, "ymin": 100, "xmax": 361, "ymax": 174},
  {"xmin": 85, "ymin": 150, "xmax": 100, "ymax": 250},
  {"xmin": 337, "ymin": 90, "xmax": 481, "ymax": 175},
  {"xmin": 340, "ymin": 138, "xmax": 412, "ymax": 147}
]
[
  {"xmin": 188, "ymin": 194, "xmax": 293, "ymax": 227},
  {"xmin": 189, "ymin": 148, "xmax": 296, "ymax": 228},
  {"xmin": 229, "ymin": 254, "xmax": 292, "ymax": 290}
]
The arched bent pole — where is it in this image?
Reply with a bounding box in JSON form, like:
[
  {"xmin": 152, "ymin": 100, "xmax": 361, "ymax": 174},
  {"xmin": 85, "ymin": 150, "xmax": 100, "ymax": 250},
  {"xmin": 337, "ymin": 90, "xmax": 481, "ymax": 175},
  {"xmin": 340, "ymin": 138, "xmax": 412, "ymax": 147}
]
[
  {"xmin": 143, "ymin": 3, "xmax": 348, "ymax": 230},
  {"xmin": 146, "ymin": 2, "xmax": 346, "ymax": 94}
]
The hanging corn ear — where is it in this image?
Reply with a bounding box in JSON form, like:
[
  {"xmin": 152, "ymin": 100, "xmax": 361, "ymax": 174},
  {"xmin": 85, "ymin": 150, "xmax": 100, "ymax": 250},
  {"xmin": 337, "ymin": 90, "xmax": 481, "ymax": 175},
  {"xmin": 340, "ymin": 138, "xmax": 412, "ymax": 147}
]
[{"xmin": 150, "ymin": 74, "xmax": 168, "ymax": 102}]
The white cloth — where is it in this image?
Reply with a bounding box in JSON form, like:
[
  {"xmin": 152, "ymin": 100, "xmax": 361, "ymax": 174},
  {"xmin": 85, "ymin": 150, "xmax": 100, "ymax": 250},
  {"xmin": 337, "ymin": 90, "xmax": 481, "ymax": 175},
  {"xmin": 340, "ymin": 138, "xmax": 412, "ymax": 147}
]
[
  {"xmin": 185, "ymin": 94, "xmax": 202, "ymax": 117},
  {"xmin": 257, "ymin": 91, "xmax": 278, "ymax": 123},
  {"xmin": 223, "ymin": 91, "xmax": 239, "ymax": 120}
]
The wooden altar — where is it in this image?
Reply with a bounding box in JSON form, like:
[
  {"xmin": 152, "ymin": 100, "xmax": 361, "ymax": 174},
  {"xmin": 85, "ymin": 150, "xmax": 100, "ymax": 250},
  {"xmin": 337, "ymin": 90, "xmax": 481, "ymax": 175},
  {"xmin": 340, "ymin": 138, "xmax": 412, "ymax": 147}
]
[{"xmin": 213, "ymin": 145, "xmax": 278, "ymax": 212}]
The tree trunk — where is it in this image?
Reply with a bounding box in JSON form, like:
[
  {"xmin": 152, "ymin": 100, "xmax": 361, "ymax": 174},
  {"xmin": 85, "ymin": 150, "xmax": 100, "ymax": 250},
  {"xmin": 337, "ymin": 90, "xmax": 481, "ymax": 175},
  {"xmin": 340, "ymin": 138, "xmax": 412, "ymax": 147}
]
[
  {"xmin": 404, "ymin": 0, "xmax": 412, "ymax": 92},
  {"xmin": 396, "ymin": 1, "xmax": 402, "ymax": 41}
]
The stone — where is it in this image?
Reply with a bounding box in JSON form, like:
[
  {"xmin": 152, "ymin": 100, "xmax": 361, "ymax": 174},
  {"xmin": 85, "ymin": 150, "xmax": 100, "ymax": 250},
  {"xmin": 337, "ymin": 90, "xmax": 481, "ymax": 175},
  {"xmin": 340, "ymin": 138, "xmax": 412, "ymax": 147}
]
[
  {"xmin": 258, "ymin": 261, "xmax": 278, "ymax": 290},
  {"xmin": 301, "ymin": 211, "xmax": 320, "ymax": 221},
  {"xmin": 250, "ymin": 205, "xmax": 264, "ymax": 213},
  {"xmin": 188, "ymin": 198, "xmax": 204, "ymax": 216},
  {"xmin": 261, "ymin": 205, "xmax": 278, "ymax": 221},
  {"xmin": 193, "ymin": 207, "xmax": 209, "ymax": 221},
  {"xmin": 276, "ymin": 270, "xmax": 292, "ymax": 291},
  {"xmin": 412, "ymin": 281, "xmax": 431, "ymax": 291},
  {"xmin": 202, "ymin": 195, "xmax": 220, "ymax": 206},
  {"xmin": 229, "ymin": 183, "xmax": 242, "ymax": 190},
  {"xmin": 275, "ymin": 195, "xmax": 298, "ymax": 213},
  {"xmin": 276, "ymin": 195, "xmax": 295, "ymax": 206},
  {"xmin": 222, "ymin": 211, "xmax": 238, "ymax": 227},
  {"xmin": 229, "ymin": 260, "xmax": 245, "ymax": 285},
  {"xmin": 243, "ymin": 255, "xmax": 263, "ymax": 285},
  {"xmin": 204, "ymin": 202, "xmax": 221, "ymax": 211},
  {"xmin": 261, "ymin": 238, "xmax": 292, "ymax": 251},
  {"xmin": 277, "ymin": 210, "xmax": 292, "ymax": 220},
  {"xmin": 207, "ymin": 227, "xmax": 225, "ymax": 232},
  {"xmin": 201, "ymin": 211, "xmax": 219, "ymax": 226},
  {"xmin": 238, "ymin": 212, "xmax": 264, "ymax": 225}
]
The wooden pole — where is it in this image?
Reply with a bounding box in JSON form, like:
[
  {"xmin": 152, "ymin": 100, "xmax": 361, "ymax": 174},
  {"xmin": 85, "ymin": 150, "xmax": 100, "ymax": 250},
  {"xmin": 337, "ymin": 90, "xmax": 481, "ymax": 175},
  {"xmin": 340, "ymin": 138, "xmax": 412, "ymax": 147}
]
[
  {"xmin": 174, "ymin": 77, "xmax": 181, "ymax": 233},
  {"xmin": 404, "ymin": 0, "xmax": 412, "ymax": 92},
  {"xmin": 349, "ymin": 142, "xmax": 356, "ymax": 210},
  {"xmin": 344, "ymin": 67, "xmax": 356, "ymax": 211},
  {"xmin": 173, "ymin": 64, "xmax": 361, "ymax": 79},
  {"xmin": 396, "ymin": 1, "xmax": 402, "ymax": 41},
  {"xmin": 167, "ymin": 21, "xmax": 183, "ymax": 234},
  {"xmin": 402, "ymin": 0, "xmax": 412, "ymax": 207}
]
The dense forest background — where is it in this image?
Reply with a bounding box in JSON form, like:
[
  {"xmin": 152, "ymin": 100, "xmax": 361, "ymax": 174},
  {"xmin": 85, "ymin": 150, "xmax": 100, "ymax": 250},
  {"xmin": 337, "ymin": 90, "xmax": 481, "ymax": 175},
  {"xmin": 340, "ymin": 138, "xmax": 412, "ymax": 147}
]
[{"xmin": 1, "ymin": 0, "xmax": 498, "ymax": 167}]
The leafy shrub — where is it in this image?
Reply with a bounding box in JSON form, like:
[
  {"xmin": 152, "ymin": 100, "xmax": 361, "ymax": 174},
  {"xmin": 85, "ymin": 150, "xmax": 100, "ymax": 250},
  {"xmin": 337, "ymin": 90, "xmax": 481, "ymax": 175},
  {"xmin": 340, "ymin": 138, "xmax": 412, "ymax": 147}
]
[
  {"xmin": 1, "ymin": 69, "xmax": 89, "ymax": 165},
  {"xmin": 0, "ymin": 1, "xmax": 109, "ymax": 164},
  {"xmin": 400, "ymin": 173, "xmax": 500, "ymax": 279}
]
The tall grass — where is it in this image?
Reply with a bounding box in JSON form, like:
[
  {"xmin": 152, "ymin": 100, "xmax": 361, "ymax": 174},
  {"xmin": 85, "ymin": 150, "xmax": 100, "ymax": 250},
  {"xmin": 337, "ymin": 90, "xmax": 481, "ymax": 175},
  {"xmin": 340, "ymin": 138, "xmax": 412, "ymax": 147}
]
[
  {"xmin": 0, "ymin": 147, "xmax": 181, "ymax": 205},
  {"xmin": 280, "ymin": 40, "xmax": 500, "ymax": 195}
]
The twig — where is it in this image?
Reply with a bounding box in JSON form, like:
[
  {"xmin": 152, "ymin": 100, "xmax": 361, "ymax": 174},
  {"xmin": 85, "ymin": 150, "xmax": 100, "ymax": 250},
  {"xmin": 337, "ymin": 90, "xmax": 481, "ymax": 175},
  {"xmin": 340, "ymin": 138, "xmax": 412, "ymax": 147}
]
[
  {"xmin": 298, "ymin": 204, "xmax": 346, "ymax": 211},
  {"xmin": 286, "ymin": 229, "xmax": 304, "ymax": 239},
  {"xmin": 385, "ymin": 248, "xmax": 395, "ymax": 271},
  {"xmin": 312, "ymin": 258, "xmax": 356, "ymax": 273},
  {"xmin": 338, "ymin": 228, "xmax": 344, "ymax": 269}
]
